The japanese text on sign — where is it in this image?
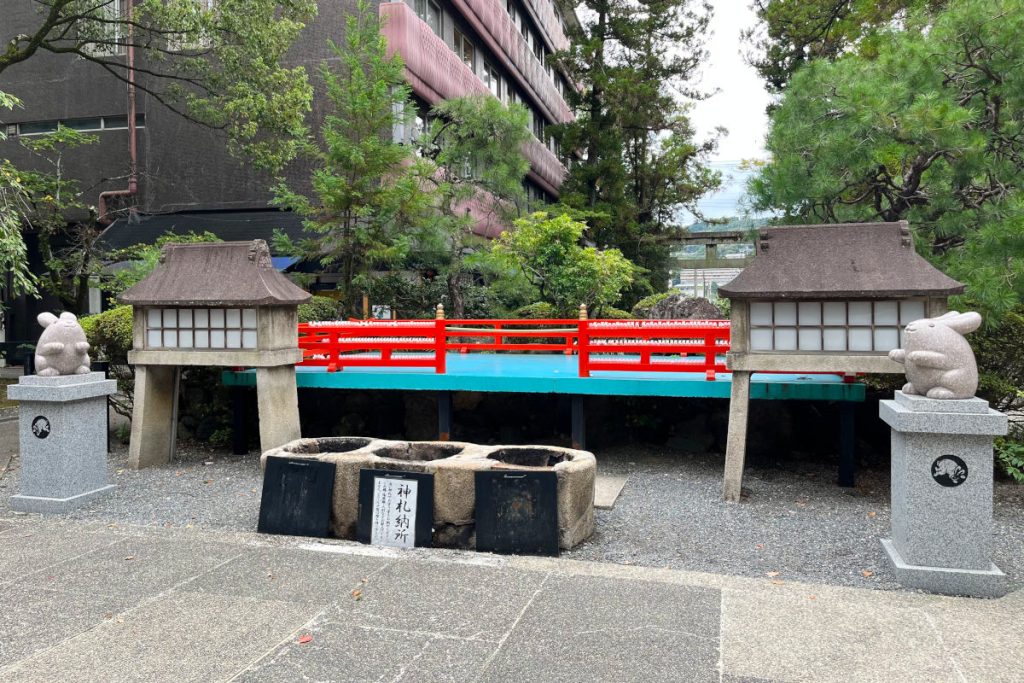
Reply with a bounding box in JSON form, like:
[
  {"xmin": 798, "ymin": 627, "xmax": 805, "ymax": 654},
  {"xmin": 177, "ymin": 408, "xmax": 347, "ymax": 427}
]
[{"xmin": 370, "ymin": 477, "xmax": 418, "ymax": 548}]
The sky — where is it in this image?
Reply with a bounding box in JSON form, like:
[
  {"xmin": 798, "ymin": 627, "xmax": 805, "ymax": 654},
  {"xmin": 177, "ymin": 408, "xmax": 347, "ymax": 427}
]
[{"xmin": 687, "ymin": 0, "xmax": 772, "ymax": 163}]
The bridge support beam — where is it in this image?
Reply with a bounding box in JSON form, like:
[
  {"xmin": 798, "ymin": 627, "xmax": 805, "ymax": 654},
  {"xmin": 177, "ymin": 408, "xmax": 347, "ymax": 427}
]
[
  {"xmin": 437, "ymin": 391, "xmax": 452, "ymax": 441},
  {"xmin": 838, "ymin": 402, "xmax": 856, "ymax": 487},
  {"xmin": 571, "ymin": 395, "xmax": 586, "ymax": 450},
  {"xmin": 723, "ymin": 370, "xmax": 751, "ymax": 502}
]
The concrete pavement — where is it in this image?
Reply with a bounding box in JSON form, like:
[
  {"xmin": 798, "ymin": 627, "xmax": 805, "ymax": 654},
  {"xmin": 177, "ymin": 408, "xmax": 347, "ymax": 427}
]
[{"xmin": 0, "ymin": 515, "xmax": 1020, "ymax": 682}]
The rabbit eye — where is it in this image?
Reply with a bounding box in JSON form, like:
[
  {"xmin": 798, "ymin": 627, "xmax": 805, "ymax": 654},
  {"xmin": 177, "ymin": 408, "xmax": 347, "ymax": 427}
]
[{"xmin": 928, "ymin": 323, "xmax": 935, "ymax": 327}]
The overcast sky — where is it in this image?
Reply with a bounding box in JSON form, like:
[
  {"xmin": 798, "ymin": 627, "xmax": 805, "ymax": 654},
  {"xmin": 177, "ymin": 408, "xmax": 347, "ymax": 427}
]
[{"xmin": 687, "ymin": 0, "xmax": 771, "ymax": 162}]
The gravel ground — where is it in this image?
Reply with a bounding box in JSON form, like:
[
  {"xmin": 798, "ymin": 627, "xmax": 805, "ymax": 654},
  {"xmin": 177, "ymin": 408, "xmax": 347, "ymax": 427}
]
[{"xmin": 1, "ymin": 440, "xmax": 1021, "ymax": 593}]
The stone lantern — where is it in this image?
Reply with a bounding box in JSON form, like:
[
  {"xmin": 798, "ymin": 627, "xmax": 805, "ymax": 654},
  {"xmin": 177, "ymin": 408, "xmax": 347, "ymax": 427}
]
[
  {"xmin": 717, "ymin": 221, "xmax": 964, "ymax": 501},
  {"xmin": 119, "ymin": 240, "xmax": 310, "ymax": 468}
]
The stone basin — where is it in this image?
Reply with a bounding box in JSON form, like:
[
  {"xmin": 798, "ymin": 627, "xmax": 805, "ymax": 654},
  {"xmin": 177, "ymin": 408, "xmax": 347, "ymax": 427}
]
[{"xmin": 261, "ymin": 438, "xmax": 596, "ymax": 550}]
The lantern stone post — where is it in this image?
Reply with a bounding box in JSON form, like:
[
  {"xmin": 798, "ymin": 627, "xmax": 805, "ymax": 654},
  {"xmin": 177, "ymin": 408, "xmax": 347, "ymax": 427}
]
[
  {"xmin": 119, "ymin": 240, "xmax": 310, "ymax": 468},
  {"xmin": 719, "ymin": 222, "xmax": 964, "ymax": 502}
]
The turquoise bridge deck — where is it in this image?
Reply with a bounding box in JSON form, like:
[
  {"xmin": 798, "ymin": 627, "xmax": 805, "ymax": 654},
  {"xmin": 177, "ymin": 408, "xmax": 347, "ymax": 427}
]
[{"xmin": 221, "ymin": 353, "xmax": 865, "ymax": 401}]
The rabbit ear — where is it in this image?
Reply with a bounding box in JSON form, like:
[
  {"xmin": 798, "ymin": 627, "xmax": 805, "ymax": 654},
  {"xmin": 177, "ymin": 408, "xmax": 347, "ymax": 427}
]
[
  {"xmin": 942, "ymin": 311, "xmax": 982, "ymax": 335},
  {"xmin": 935, "ymin": 311, "xmax": 961, "ymax": 320},
  {"xmin": 37, "ymin": 312, "xmax": 58, "ymax": 328},
  {"xmin": 59, "ymin": 311, "xmax": 78, "ymax": 322}
]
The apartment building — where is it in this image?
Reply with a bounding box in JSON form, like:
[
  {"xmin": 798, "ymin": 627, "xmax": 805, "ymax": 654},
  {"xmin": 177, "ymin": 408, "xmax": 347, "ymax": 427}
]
[{"xmin": 0, "ymin": 0, "xmax": 577, "ymax": 346}]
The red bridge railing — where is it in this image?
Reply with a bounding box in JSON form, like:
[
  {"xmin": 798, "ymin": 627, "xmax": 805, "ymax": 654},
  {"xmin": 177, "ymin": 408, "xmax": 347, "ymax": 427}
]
[{"xmin": 297, "ymin": 318, "xmax": 732, "ymax": 379}]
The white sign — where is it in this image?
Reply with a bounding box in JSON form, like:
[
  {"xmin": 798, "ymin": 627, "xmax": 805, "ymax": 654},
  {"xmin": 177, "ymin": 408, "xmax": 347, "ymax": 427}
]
[{"xmin": 370, "ymin": 477, "xmax": 418, "ymax": 548}]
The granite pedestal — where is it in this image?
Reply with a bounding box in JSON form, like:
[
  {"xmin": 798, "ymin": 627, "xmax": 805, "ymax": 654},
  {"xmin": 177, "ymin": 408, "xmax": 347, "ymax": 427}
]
[
  {"xmin": 6, "ymin": 372, "xmax": 117, "ymax": 513},
  {"xmin": 879, "ymin": 391, "xmax": 1008, "ymax": 597}
]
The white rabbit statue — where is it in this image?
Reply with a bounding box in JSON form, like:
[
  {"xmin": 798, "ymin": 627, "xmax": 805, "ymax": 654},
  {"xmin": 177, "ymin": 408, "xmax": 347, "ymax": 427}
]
[
  {"xmin": 888, "ymin": 311, "xmax": 981, "ymax": 400},
  {"xmin": 34, "ymin": 311, "xmax": 92, "ymax": 376}
]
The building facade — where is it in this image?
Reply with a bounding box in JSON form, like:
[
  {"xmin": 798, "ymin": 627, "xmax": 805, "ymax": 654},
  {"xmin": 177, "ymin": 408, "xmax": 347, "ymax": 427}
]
[{"xmin": 0, "ymin": 0, "xmax": 577, "ymax": 347}]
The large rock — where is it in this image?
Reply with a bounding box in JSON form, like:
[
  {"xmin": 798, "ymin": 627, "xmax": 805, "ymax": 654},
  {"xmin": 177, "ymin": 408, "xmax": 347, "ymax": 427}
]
[{"xmin": 647, "ymin": 295, "xmax": 724, "ymax": 320}]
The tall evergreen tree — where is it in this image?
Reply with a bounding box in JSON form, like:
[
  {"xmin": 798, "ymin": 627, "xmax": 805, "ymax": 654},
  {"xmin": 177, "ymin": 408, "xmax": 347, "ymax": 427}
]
[{"xmin": 553, "ymin": 0, "xmax": 720, "ymax": 299}]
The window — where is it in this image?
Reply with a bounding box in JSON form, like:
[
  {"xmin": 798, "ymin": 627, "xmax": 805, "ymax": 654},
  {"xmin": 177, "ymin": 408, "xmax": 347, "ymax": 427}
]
[
  {"xmin": 532, "ymin": 110, "xmax": 545, "ymax": 140},
  {"xmin": 82, "ymin": 0, "xmax": 126, "ymax": 56},
  {"xmin": 483, "ymin": 61, "xmax": 501, "ymax": 100},
  {"xmin": 11, "ymin": 114, "xmax": 145, "ymax": 137},
  {"xmin": 168, "ymin": 0, "xmax": 217, "ymax": 51},
  {"xmin": 146, "ymin": 307, "xmax": 258, "ymax": 350},
  {"xmin": 748, "ymin": 299, "xmax": 926, "ymax": 353},
  {"xmin": 454, "ymin": 29, "xmax": 475, "ymax": 70},
  {"xmin": 416, "ymin": 0, "xmax": 442, "ymax": 35}
]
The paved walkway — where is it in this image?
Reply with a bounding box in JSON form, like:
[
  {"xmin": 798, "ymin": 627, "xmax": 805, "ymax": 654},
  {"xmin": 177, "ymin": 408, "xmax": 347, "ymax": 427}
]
[{"xmin": 0, "ymin": 515, "xmax": 1020, "ymax": 682}]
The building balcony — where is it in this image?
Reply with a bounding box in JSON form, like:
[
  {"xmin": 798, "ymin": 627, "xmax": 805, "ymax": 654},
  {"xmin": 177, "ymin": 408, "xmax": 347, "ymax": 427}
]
[
  {"xmin": 381, "ymin": 1, "xmax": 566, "ymax": 194},
  {"xmin": 448, "ymin": 0, "xmax": 573, "ymax": 125},
  {"xmin": 521, "ymin": 0, "xmax": 570, "ymax": 53}
]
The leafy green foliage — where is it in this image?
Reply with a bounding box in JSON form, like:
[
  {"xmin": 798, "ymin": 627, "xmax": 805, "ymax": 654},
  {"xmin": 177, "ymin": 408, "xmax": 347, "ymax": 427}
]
[
  {"xmin": 972, "ymin": 306, "xmax": 1024, "ymax": 412},
  {"xmin": 297, "ymin": 296, "xmax": 341, "ymax": 323},
  {"xmin": 513, "ymin": 302, "xmax": 557, "ymax": 320},
  {"xmin": 553, "ymin": 0, "xmax": 720, "ymax": 298},
  {"xmin": 2, "ymin": 126, "xmax": 105, "ymax": 313},
  {"xmin": 995, "ymin": 432, "xmax": 1024, "ymax": 483},
  {"xmin": 0, "ymin": 92, "xmax": 37, "ymax": 306},
  {"xmin": 417, "ymin": 95, "xmax": 531, "ymax": 317},
  {"xmin": 750, "ymin": 0, "xmax": 1024, "ymax": 318},
  {"xmin": 80, "ymin": 305, "xmax": 134, "ymax": 418},
  {"xmin": 743, "ymin": 0, "xmax": 946, "ymax": 94},
  {"xmin": 490, "ymin": 212, "xmax": 639, "ymax": 316},
  {"xmin": 272, "ymin": 0, "xmax": 433, "ymax": 316}
]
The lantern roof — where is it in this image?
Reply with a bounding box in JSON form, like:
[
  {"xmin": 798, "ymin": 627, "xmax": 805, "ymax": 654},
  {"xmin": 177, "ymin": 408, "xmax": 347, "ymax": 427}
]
[
  {"xmin": 118, "ymin": 240, "xmax": 311, "ymax": 307},
  {"xmin": 719, "ymin": 221, "xmax": 964, "ymax": 300}
]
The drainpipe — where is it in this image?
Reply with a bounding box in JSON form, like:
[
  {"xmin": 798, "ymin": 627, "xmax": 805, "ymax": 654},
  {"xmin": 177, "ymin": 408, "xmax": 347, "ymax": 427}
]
[{"xmin": 98, "ymin": 17, "xmax": 138, "ymax": 224}]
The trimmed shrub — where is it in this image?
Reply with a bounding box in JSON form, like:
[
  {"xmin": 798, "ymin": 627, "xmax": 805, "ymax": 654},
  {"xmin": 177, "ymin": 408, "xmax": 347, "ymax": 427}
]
[
  {"xmin": 81, "ymin": 305, "xmax": 134, "ymax": 418},
  {"xmin": 514, "ymin": 302, "xmax": 557, "ymax": 319},
  {"xmin": 298, "ymin": 295, "xmax": 342, "ymax": 323}
]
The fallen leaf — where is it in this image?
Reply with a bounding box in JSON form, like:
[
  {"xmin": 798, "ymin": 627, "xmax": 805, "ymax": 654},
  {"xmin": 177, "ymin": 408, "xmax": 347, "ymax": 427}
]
[
  {"xmin": 116, "ymin": 469, "xmax": 124, "ymax": 475},
  {"xmin": 203, "ymin": 480, "xmax": 213, "ymax": 485},
  {"xmin": 755, "ymin": 543, "xmax": 765, "ymax": 550},
  {"xmin": 809, "ymin": 595, "xmax": 817, "ymax": 601},
  {"xmin": 175, "ymin": 471, "xmax": 183, "ymax": 477},
  {"xmin": 861, "ymin": 570, "xmax": 874, "ymax": 578},
  {"xmin": 766, "ymin": 571, "xmax": 780, "ymax": 577},
  {"xmin": 867, "ymin": 511, "xmax": 877, "ymax": 518},
  {"xmin": 103, "ymin": 612, "xmax": 114, "ymax": 619},
  {"xmin": 123, "ymin": 556, "xmax": 135, "ymax": 561},
  {"xmin": 770, "ymin": 579, "xmax": 785, "ymax": 586},
  {"xmin": 351, "ymin": 589, "xmax": 363, "ymax": 600},
  {"xmin": 298, "ymin": 635, "xmax": 313, "ymax": 645}
]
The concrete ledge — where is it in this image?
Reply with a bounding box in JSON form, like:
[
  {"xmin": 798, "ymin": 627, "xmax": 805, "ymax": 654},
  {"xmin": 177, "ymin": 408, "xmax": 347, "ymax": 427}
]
[
  {"xmin": 10, "ymin": 485, "xmax": 117, "ymax": 514},
  {"xmin": 7, "ymin": 373, "xmax": 117, "ymax": 402},
  {"xmin": 880, "ymin": 400, "xmax": 1008, "ymax": 436},
  {"xmin": 127, "ymin": 348, "xmax": 302, "ymax": 367},
  {"xmin": 894, "ymin": 391, "xmax": 990, "ymax": 414},
  {"xmin": 881, "ymin": 538, "xmax": 1007, "ymax": 598},
  {"xmin": 727, "ymin": 351, "xmax": 904, "ymax": 374}
]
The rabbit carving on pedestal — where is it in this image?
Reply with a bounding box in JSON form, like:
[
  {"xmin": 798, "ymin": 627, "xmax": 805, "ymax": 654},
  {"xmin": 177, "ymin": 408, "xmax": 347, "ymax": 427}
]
[
  {"xmin": 34, "ymin": 311, "xmax": 92, "ymax": 376},
  {"xmin": 888, "ymin": 311, "xmax": 981, "ymax": 399}
]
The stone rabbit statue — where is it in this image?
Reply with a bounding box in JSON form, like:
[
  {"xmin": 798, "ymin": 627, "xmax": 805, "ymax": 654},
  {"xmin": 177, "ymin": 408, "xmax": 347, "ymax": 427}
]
[
  {"xmin": 888, "ymin": 311, "xmax": 981, "ymax": 399},
  {"xmin": 35, "ymin": 312, "xmax": 91, "ymax": 376}
]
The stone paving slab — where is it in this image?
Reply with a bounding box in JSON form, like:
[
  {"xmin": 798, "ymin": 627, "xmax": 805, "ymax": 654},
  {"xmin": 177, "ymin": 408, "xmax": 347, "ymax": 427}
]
[
  {"xmin": 721, "ymin": 585, "xmax": 962, "ymax": 683},
  {"xmin": 12, "ymin": 535, "xmax": 243, "ymax": 600},
  {"xmin": 343, "ymin": 559, "xmax": 545, "ymax": 642},
  {"xmin": 237, "ymin": 616, "xmax": 498, "ymax": 683},
  {"xmin": 593, "ymin": 473, "xmax": 628, "ymax": 509},
  {"xmin": 0, "ymin": 584, "xmax": 135, "ymax": 667},
  {"xmin": 182, "ymin": 546, "xmax": 391, "ymax": 604},
  {"xmin": 0, "ymin": 592, "xmax": 316, "ymax": 683},
  {"xmin": 481, "ymin": 573, "xmax": 720, "ymax": 683},
  {"xmin": 0, "ymin": 522, "xmax": 123, "ymax": 582}
]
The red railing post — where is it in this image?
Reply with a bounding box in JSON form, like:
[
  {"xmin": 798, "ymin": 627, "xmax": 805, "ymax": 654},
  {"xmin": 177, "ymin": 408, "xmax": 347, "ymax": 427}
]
[
  {"xmin": 577, "ymin": 304, "xmax": 590, "ymax": 377},
  {"xmin": 435, "ymin": 304, "xmax": 446, "ymax": 374}
]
